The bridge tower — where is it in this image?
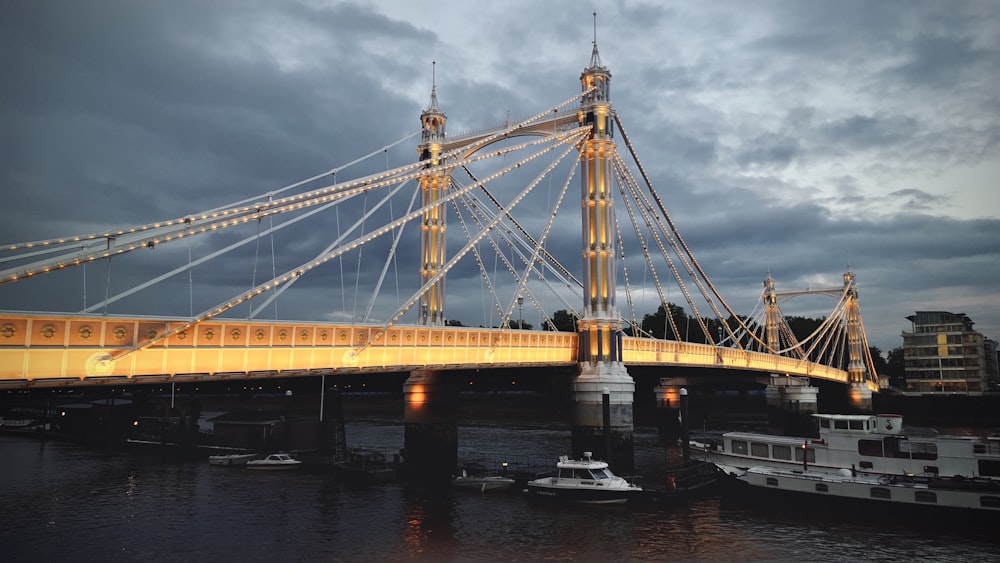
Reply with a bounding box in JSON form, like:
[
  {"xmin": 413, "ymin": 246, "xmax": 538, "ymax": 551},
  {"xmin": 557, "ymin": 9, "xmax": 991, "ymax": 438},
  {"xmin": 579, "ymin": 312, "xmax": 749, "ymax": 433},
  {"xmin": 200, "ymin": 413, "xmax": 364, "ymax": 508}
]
[
  {"xmin": 763, "ymin": 274, "xmax": 819, "ymax": 434},
  {"xmin": 403, "ymin": 68, "xmax": 458, "ymax": 482},
  {"xmin": 843, "ymin": 271, "xmax": 873, "ymax": 410},
  {"xmin": 416, "ymin": 63, "xmax": 449, "ymax": 326},
  {"xmin": 572, "ymin": 34, "xmax": 635, "ymax": 472}
]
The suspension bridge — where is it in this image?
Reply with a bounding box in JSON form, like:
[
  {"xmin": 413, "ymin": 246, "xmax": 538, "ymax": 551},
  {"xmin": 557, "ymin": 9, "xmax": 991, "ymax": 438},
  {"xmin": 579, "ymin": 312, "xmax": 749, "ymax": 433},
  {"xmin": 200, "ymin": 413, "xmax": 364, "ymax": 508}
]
[{"xmin": 0, "ymin": 39, "xmax": 880, "ymax": 398}]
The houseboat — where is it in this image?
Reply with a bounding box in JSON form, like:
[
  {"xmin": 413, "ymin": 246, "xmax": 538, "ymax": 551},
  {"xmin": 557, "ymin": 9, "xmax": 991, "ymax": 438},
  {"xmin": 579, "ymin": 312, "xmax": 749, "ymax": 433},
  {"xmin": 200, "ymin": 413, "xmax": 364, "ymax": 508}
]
[
  {"xmin": 692, "ymin": 413, "xmax": 1000, "ymax": 480},
  {"xmin": 733, "ymin": 465, "xmax": 1000, "ymax": 517}
]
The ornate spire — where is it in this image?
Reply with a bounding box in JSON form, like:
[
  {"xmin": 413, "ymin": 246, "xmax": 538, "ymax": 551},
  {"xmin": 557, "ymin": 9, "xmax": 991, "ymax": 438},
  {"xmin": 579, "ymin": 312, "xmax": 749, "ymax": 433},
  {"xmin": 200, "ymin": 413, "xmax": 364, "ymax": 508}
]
[
  {"xmin": 588, "ymin": 12, "xmax": 603, "ymax": 70},
  {"xmin": 426, "ymin": 61, "xmax": 441, "ymax": 112}
]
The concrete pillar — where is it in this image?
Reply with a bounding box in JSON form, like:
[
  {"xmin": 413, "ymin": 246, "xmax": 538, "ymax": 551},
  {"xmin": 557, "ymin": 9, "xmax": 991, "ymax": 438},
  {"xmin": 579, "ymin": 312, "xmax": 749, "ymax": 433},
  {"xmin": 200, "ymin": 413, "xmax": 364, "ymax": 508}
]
[
  {"xmin": 766, "ymin": 375, "xmax": 819, "ymax": 437},
  {"xmin": 847, "ymin": 382, "xmax": 873, "ymax": 412},
  {"xmin": 572, "ymin": 367, "xmax": 635, "ymax": 474},
  {"xmin": 403, "ymin": 369, "xmax": 457, "ymax": 483},
  {"xmin": 654, "ymin": 379, "xmax": 683, "ymax": 444}
]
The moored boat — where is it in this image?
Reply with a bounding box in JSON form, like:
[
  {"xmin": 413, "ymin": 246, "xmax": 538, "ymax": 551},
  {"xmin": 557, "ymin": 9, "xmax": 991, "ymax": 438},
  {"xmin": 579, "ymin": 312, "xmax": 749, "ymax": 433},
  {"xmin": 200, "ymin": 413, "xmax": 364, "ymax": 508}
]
[
  {"xmin": 452, "ymin": 470, "xmax": 516, "ymax": 492},
  {"xmin": 731, "ymin": 465, "xmax": 1000, "ymax": 517},
  {"xmin": 692, "ymin": 413, "xmax": 1000, "ymax": 480},
  {"xmin": 525, "ymin": 452, "xmax": 642, "ymax": 504},
  {"xmin": 331, "ymin": 448, "xmax": 395, "ymax": 484},
  {"xmin": 208, "ymin": 453, "xmax": 256, "ymax": 467},
  {"xmin": 246, "ymin": 452, "xmax": 302, "ymax": 470}
]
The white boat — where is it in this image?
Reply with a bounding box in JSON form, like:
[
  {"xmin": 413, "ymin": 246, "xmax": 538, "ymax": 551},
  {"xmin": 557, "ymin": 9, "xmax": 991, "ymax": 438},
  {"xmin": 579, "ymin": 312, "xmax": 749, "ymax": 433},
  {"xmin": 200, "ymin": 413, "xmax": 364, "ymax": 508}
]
[
  {"xmin": 525, "ymin": 452, "xmax": 642, "ymax": 504},
  {"xmin": 734, "ymin": 465, "xmax": 1000, "ymax": 516},
  {"xmin": 692, "ymin": 413, "xmax": 1000, "ymax": 480},
  {"xmin": 208, "ymin": 453, "xmax": 256, "ymax": 467},
  {"xmin": 452, "ymin": 470, "xmax": 516, "ymax": 492},
  {"xmin": 246, "ymin": 453, "xmax": 302, "ymax": 470}
]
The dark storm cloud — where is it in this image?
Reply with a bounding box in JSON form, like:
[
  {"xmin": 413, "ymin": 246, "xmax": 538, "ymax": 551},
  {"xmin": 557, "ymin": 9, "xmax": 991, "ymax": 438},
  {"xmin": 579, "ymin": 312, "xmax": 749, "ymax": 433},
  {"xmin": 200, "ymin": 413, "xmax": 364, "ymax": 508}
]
[{"xmin": 2, "ymin": 0, "xmax": 998, "ymax": 355}]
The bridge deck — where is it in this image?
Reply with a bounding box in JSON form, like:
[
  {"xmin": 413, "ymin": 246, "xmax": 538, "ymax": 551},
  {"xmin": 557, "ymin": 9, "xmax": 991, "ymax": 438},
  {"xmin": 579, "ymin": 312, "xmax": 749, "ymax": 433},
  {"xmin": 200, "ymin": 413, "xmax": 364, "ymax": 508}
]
[{"xmin": 0, "ymin": 313, "xmax": 867, "ymax": 390}]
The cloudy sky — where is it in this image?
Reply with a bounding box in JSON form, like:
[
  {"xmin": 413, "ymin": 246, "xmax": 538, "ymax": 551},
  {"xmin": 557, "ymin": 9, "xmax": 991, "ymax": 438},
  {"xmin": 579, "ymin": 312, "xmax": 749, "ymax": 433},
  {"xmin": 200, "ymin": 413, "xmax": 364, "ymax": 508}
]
[{"xmin": 3, "ymin": 0, "xmax": 999, "ymax": 355}]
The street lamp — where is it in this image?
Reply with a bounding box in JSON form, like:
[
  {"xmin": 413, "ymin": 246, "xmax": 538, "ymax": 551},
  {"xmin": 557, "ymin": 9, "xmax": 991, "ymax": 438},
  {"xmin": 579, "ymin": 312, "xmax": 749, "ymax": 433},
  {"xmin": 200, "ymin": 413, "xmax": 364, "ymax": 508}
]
[{"xmin": 517, "ymin": 296, "xmax": 524, "ymax": 329}]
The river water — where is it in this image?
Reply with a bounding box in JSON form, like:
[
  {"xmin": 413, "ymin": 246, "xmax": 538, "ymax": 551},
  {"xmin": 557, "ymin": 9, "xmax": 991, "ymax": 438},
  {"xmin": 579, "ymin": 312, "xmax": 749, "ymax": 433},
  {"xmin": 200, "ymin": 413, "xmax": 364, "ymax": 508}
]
[{"xmin": 3, "ymin": 414, "xmax": 999, "ymax": 562}]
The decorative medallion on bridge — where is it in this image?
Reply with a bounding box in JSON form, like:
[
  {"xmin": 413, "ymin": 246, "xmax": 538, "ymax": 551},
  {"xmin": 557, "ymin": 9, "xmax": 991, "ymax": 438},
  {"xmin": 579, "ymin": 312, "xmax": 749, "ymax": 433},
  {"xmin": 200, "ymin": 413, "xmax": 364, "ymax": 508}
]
[
  {"xmin": 230, "ymin": 329, "xmax": 241, "ymax": 341},
  {"xmin": 113, "ymin": 326, "xmax": 127, "ymax": 341},
  {"xmin": 255, "ymin": 329, "xmax": 265, "ymax": 341},
  {"xmin": 299, "ymin": 330, "xmax": 309, "ymax": 341},
  {"xmin": 357, "ymin": 331, "xmax": 366, "ymax": 343},
  {"xmin": 86, "ymin": 352, "xmax": 115, "ymax": 377},
  {"xmin": 146, "ymin": 328, "xmax": 157, "ymax": 340},
  {"xmin": 1, "ymin": 323, "xmax": 15, "ymax": 339},
  {"xmin": 203, "ymin": 329, "xmax": 215, "ymax": 341},
  {"xmin": 41, "ymin": 324, "xmax": 56, "ymax": 339},
  {"xmin": 177, "ymin": 330, "xmax": 187, "ymax": 340},
  {"xmin": 278, "ymin": 329, "xmax": 288, "ymax": 341},
  {"xmin": 339, "ymin": 331, "xmax": 348, "ymax": 343},
  {"xmin": 320, "ymin": 331, "xmax": 328, "ymax": 341},
  {"xmin": 79, "ymin": 326, "xmax": 92, "ymax": 339}
]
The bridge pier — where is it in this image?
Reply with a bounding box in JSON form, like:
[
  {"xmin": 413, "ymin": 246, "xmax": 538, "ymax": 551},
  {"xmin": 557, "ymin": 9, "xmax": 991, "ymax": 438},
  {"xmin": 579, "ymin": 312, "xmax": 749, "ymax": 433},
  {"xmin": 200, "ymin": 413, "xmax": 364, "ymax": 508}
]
[
  {"xmin": 403, "ymin": 369, "xmax": 457, "ymax": 483},
  {"xmin": 654, "ymin": 378, "xmax": 685, "ymax": 443},
  {"xmin": 572, "ymin": 366, "xmax": 635, "ymax": 474},
  {"xmin": 766, "ymin": 375, "xmax": 819, "ymax": 436},
  {"xmin": 847, "ymin": 382, "xmax": 873, "ymax": 412}
]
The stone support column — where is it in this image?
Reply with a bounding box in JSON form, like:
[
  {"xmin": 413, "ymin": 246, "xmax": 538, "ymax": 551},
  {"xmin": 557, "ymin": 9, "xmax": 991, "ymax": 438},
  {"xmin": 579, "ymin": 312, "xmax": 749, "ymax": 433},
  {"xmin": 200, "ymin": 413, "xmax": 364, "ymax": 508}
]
[{"xmin": 403, "ymin": 369, "xmax": 457, "ymax": 482}]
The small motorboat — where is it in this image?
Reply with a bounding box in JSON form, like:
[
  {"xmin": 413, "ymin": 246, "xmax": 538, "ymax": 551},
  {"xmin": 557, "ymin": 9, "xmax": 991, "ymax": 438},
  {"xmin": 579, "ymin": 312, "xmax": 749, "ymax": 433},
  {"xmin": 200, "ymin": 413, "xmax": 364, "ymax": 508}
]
[
  {"xmin": 525, "ymin": 452, "xmax": 642, "ymax": 504},
  {"xmin": 331, "ymin": 448, "xmax": 395, "ymax": 484},
  {"xmin": 452, "ymin": 470, "xmax": 516, "ymax": 492},
  {"xmin": 208, "ymin": 453, "xmax": 256, "ymax": 467},
  {"xmin": 246, "ymin": 453, "xmax": 302, "ymax": 470}
]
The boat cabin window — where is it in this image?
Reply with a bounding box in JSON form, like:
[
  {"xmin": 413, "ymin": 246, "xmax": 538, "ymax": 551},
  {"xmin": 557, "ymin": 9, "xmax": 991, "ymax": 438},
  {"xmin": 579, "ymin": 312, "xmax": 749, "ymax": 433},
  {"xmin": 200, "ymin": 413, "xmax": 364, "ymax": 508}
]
[
  {"xmin": 731, "ymin": 440, "xmax": 748, "ymax": 455},
  {"xmin": 981, "ymin": 496, "xmax": 1000, "ymax": 509},
  {"xmin": 793, "ymin": 448, "xmax": 816, "ymax": 463},
  {"xmin": 772, "ymin": 445, "xmax": 792, "ymax": 460},
  {"xmin": 766, "ymin": 477, "xmax": 779, "ymax": 487},
  {"xmin": 892, "ymin": 439, "xmax": 938, "ymax": 461},
  {"xmin": 819, "ymin": 419, "xmax": 831, "ymax": 429},
  {"xmin": 859, "ymin": 438, "xmax": 938, "ymax": 460},
  {"xmin": 815, "ymin": 484, "xmax": 829, "ymax": 493},
  {"xmin": 870, "ymin": 487, "xmax": 891, "ymax": 499},
  {"xmin": 859, "ymin": 461, "xmax": 874, "ymax": 469},
  {"xmin": 858, "ymin": 439, "xmax": 883, "ymax": 457},
  {"xmin": 834, "ymin": 420, "xmax": 849, "ymax": 430},
  {"xmin": 849, "ymin": 420, "xmax": 865, "ymax": 430},
  {"xmin": 751, "ymin": 443, "xmax": 769, "ymax": 458},
  {"xmin": 979, "ymin": 460, "xmax": 1000, "ymax": 478},
  {"xmin": 914, "ymin": 491, "xmax": 937, "ymax": 504},
  {"xmin": 590, "ymin": 468, "xmax": 612, "ymax": 480}
]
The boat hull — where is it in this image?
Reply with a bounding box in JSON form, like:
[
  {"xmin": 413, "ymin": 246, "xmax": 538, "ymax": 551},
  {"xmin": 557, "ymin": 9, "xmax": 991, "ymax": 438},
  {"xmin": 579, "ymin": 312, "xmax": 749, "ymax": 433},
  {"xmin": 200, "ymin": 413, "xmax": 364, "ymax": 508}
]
[
  {"xmin": 525, "ymin": 481, "xmax": 639, "ymax": 504},
  {"xmin": 728, "ymin": 468, "xmax": 1000, "ymax": 520}
]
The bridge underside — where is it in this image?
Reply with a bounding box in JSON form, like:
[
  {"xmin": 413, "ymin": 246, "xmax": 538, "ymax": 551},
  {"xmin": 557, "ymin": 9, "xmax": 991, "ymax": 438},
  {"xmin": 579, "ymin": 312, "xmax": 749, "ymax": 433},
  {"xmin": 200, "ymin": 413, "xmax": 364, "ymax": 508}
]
[{"xmin": 0, "ymin": 313, "xmax": 867, "ymax": 390}]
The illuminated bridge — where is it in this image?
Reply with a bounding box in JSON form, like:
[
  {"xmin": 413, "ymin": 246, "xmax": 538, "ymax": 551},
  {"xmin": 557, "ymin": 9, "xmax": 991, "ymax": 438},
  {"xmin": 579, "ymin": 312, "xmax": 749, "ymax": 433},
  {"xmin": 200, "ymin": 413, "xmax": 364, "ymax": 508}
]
[{"xmin": 0, "ymin": 32, "xmax": 881, "ymax": 472}]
